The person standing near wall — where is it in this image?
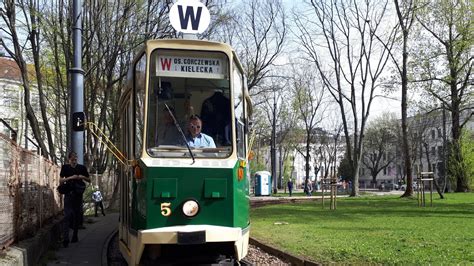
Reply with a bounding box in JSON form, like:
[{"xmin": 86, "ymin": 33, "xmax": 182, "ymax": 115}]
[{"xmin": 59, "ymin": 151, "xmax": 90, "ymax": 247}]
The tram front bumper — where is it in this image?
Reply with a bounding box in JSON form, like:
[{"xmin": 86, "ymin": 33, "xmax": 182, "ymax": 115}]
[
  {"xmin": 135, "ymin": 225, "xmax": 249, "ymax": 262},
  {"xmin": 139, "ymin": 224, "xmax": 243, "ymax": 244}
]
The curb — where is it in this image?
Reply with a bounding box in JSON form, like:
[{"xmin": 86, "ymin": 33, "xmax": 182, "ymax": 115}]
[
  {"xmin": 249, "ymin": 237, "xmax": 320, "ymax": 266},
  {"xmin": 102, "ymin": 228, "xmax": 118, "ymax": 266}
]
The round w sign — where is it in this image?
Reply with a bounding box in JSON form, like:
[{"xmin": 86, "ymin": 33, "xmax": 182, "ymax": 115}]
[{"xmin": 169, "ymin": 0, "xmax": 211, "ymax": 34}]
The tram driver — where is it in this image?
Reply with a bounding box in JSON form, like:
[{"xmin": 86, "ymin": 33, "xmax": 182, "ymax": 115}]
[{"xmin": 186, "ymin": 115, "xmax": 216, "ymax": 148}]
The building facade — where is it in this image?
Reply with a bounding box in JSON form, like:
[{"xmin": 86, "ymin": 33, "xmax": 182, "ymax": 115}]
[{"xmin": 359, "ymin": 109, "xmax": 474, "ymax": 188}]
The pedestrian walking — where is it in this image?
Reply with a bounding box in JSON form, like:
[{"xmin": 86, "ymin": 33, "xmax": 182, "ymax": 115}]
[
  {"xmin": 306, "ymin": 181, "xmax": 313, "ymax": 196},
  {"xmin": 287, "ymin": 179, "xmax": 293, "ymax": 197},
  {"xmin": 59, "ymin": 152, "xmax": 90, "ymax": 247},
  {"xmin": 92, "ymin": 187, "xmax": 106, "ymax": 217}
]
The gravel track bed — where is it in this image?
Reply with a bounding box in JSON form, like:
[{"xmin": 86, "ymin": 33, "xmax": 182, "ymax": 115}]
[{"xmin": 107, "ymin": 232, "xmax": 290, "ymax": 265}]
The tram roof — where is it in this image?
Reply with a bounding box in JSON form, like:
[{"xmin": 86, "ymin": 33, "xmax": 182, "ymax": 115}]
[{"xmin": 144, "ymin": 39, "xmax": 235, "ymax": 53}]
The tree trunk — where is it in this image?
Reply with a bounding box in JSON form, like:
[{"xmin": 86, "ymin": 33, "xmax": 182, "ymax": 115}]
[{"xmin": 400, "ymin": 26, "xmax": 413, "ymax": 198}]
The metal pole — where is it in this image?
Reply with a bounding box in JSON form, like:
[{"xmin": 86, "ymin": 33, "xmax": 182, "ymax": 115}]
[
  {"xmin": 271, "ymin": 90, "xmax": 277, "ymax": 194},
  {"xmin": 71, "ymin": 0, "xmax": 84, "ymax": 164},
  {"xmin": 442, "ymin": 104, "xmax": 447, "ymax": 192},
  {"xmin": 279, "ymin": 145, "xmax": 283, "ymax": 189}
]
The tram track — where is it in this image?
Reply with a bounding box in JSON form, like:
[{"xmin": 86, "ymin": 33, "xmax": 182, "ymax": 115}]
[
  {"xmin": 105, "ymin": 198, "xmax": 320, "ymax": 265},
  {"xmin": 106, "ymin": 230, "xmax": 292, "ymax": 265}
]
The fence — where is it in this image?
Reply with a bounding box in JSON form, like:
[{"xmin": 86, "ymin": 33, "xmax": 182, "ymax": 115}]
[{"xmin": 0, "ymin": 133, "xmax": 62, "ymax": 249}]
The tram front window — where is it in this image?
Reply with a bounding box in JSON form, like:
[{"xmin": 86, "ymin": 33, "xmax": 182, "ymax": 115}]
[{"xmin": 146, "ymin": 49, "xmax": 232, "ymax": 158}]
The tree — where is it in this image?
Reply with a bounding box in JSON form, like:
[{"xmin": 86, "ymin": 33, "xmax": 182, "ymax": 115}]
[
  {"xmin": 216, "ymin": 0, "xmax": 287, "ymax": 93},
  {"xmin": 337, "ymin": 151, "xmax": 353, "ymax": 181},
  {"xmin": 458, "ymin": 130, "xmax": 474, "ymax": 189},
  {"xmin": 392, "ymin": 0, "xmax": 419, "ymax": 197},
  {"xmin": 362, "ymin": 114, "xmax": 398, "ymax": 184},
  {"xmin": 295, "ymin": 0, "xmax": 394, "ymax": 196},
  {"xmin": 314, "ymin": 117, "xmax": 344, "ymax": 182},
  {"xmin": 1, "ymin": 0, "xmax": 57, "ymax": 162},
  {"xmin": 414, "ymin": 0, "xmax": 473, "ymax": 192},
  {"xmin": 291, "ymin": 67, "xmax": 326, "ymax": 191}
]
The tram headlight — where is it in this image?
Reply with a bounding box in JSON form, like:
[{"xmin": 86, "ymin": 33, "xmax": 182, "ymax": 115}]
[{"xmin": 182, "ymin": 200, "xmax": 199, "ymax": 217}]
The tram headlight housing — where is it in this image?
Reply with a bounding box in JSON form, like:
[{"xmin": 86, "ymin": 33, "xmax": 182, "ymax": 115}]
[{"xmin": 182, "ymin": 200, "xmax": 199, "ymax": 217}]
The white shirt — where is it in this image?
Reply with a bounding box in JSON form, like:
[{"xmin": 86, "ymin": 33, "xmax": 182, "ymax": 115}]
[{"xmin": 92, "ymin": 191, "xmax": 103, "ymax": 202}]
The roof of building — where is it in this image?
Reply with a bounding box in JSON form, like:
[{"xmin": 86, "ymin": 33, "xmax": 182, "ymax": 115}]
[{"xmin": 0, "ymin": 57, "xmax": 23, "ymax": 82}]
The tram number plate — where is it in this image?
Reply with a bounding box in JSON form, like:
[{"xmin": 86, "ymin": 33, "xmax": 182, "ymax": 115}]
[{"xmin": 177, "ymin": 231, "xmax": 205, "ymax": 245}]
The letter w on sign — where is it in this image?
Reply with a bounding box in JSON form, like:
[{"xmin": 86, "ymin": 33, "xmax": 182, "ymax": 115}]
[
  {"xmin": 169, "ymin": 0, "xmax": 210, "ymax": 34},
  {"xmin": 178, "ymin": 5, "xmax": 202, "ymax": 30},
  {"xmin": 161, "ymin": 58, "xmax": 172, "ymax": 71}
]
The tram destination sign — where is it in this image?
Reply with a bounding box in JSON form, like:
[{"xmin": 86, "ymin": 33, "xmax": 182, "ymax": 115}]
[{"xmin": 156, "ymin": 55, "xmax": 225, "ymax": 79}]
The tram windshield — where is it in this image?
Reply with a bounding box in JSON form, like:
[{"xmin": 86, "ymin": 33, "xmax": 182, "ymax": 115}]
[{"xmin": 146, "ymin": 49, "xmax": 232, "ymax": 158}]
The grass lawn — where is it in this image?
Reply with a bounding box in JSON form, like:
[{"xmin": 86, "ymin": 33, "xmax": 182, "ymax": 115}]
[{"xmin": 250, "ymin": 193, "xmax": 474, "ymax": 264}]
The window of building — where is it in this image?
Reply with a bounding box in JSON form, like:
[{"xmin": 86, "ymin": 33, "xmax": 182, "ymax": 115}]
[{"xmin": 431, "ymin": 129, "xmax": 435, "ymax": 139}]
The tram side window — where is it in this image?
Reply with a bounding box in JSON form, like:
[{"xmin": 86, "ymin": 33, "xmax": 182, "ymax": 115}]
[
  {"xmin": 233, "ymin": 62, "xmax": 245, "ymax": 159},
  {"xmin": 134, "ymin": 54, "xmax": 146, "ymax": 158}
]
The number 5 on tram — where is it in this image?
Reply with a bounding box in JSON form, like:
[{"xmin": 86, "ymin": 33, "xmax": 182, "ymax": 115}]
[{"xmin": 117, "ymin": 39, "xmax": 252, "ymax": 265}]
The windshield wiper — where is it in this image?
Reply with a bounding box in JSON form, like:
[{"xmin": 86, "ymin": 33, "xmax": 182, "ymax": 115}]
[{"xmin": 164, "ymin": 103, "xmax": 195, "ymax": 164}]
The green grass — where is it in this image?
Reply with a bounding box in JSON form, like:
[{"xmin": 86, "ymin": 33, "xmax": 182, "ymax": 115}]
[{"xmin": 250, "ymin": 193, "xmax": 474, "ymax": 264}]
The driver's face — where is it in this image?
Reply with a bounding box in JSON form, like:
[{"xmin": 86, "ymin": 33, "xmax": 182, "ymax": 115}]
[{"xmin": 188, "ymin": 118, "xmax": 202, "ymax": 137}]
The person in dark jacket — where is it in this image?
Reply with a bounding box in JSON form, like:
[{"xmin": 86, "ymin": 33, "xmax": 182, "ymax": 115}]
[
  {"xmin": 200, "ymin": 91, "xmax": 231, "ymax": 145},
  {"xmin": 59, "ymin": 152, "xmax": 90, "ymax": 247},
  {"xmin": 287, "ymin": 179, "xmax": 294, "ymax": 197}
]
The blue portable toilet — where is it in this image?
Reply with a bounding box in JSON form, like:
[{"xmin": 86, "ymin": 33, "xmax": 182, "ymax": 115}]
[{"xmin": 254, "ymin": 171, "xmax": 272, "ymax": 196}]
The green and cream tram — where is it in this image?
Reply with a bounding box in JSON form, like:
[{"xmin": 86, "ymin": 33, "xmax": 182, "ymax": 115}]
[{"xmin": 118, "ymin": 39, "xmax": 252, "ymax": 265}]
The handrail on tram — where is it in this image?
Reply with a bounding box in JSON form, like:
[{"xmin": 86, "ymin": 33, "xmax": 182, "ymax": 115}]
[
  {"xmin": 85, "ymin": 121, "xmax": 131, "ymax": 167},
  {"xmin": 247, "ymin": 129, "xmax": 256, "ymax": 161}
]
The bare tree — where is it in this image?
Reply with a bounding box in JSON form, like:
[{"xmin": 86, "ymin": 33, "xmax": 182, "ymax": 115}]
[
  {"xmin": 393, "ymin": 0, "xmax": 419, "ymax": 197},
  {"xmin": 291, "ymin": 68, "xmax": 326, "ymax": 192},
  {"xmin": 295, "ymin": 0, "xmax": 394, "ymax": 196},
  {"xmin": 362, "ymin": 113, "xmax": 398, "ymax": 184},
  {"xmin": 410, "ymin": 108, "xmax": 446, "ymax": 198},
  {"xmin": 315, "ymin": 121, "xmax": 344, "ymax": 182},
  {"xmin": 217, "ymin": 0, "xmax": 287, "ymax": 94},
  {"xmin": 0, "ymin": 0, "xmax": 57, "ymax": 162}
]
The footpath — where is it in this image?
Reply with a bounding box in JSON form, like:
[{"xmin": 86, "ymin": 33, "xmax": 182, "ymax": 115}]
[
  {"xmin": 46, "ymin": 213, "xmax": 118, "ymax": 266},
  {"xmin": 0, "ymin": 213, "xmax": 118, "ymax": 266}
]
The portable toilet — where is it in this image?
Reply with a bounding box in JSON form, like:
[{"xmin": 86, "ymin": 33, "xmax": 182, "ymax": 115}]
[{"xmin": 254, "ymin": 171, "xmax": 272, "ymax": 196}]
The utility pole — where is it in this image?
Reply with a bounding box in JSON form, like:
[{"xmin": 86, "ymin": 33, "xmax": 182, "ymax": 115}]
[
  {"xmin": 71, "ymin": 0, "xmax": 85, "ymax": 164},
  {"xmin": 271, "ymin": 90, "xmax": 277, "ymax": 194},
  {"xmin": 279, "ymin": 145, "xmax": 283, "ymax": 189}
]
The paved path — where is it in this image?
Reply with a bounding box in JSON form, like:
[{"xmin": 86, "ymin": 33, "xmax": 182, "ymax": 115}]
[{"xmin": 47, "ymin": 213, "xmax": 118, "ymax": 266}]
